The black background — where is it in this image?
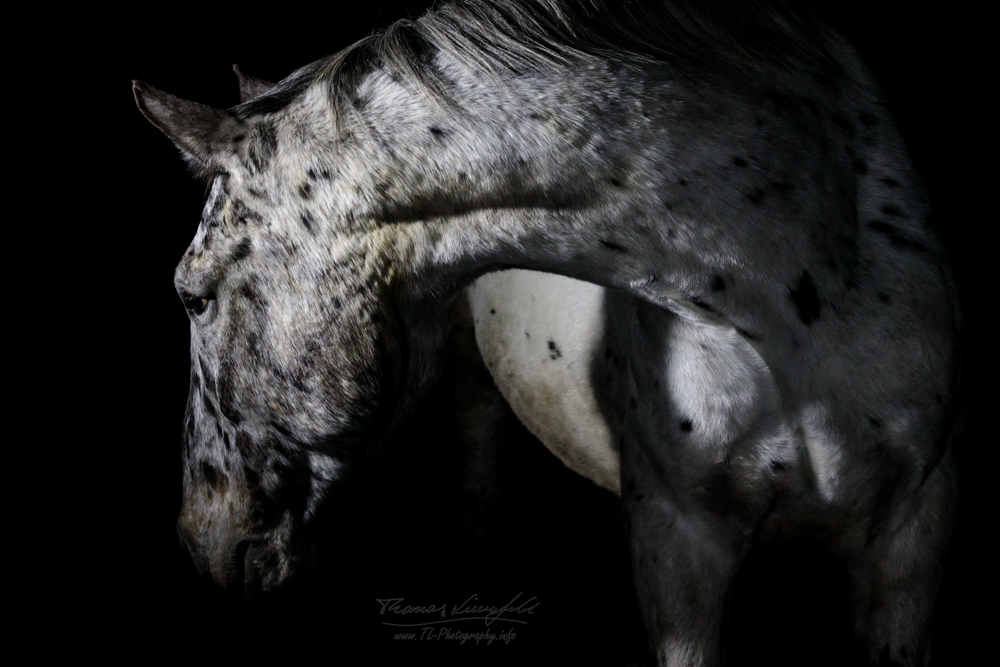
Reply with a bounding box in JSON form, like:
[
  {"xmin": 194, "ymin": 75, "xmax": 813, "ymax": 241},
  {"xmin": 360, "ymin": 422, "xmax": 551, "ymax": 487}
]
[{"xmin": 61, "ymin": 1, "xmax": 988, "ymax": 663}]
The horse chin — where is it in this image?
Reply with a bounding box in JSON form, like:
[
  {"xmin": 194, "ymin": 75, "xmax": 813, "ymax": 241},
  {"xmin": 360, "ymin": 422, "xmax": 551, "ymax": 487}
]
[{"xmin": 240, "ymin": 538, "xmax": 317, "ymax": 598}]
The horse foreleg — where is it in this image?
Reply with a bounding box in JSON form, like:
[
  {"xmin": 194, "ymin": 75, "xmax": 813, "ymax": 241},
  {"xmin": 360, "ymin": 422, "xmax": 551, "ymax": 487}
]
[
  {"xmin": 622, "ymin": 437, "xmax": 752, "ymax": 667},
  {"xmin": 846, "ymin": 449, "xmax": 957, "ymax": 667},
  {"xmin": 447, "ymin": 292, "xmax": 513, "ymax": 550}
]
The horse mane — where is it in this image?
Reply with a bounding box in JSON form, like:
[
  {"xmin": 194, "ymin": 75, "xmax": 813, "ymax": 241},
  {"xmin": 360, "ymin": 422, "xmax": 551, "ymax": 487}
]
[{"xmin": 232, "ymin": 0, "xmax": 838, "ymax": 124}]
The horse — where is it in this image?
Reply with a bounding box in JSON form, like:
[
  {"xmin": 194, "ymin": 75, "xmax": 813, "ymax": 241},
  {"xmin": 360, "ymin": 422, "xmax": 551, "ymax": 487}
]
[{"xmin": 133, "ymin": 1, "xmax": 960, "ymax": 664}]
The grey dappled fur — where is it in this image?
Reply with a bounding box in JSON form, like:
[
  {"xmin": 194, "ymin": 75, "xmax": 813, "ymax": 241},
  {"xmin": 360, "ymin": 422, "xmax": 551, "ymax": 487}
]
[{"xmin": 135, "ymin": 1, "xmax": 959, "ymax": 665}]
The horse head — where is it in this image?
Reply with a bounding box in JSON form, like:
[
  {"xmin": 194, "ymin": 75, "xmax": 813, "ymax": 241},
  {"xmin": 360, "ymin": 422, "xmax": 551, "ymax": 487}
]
[{"xmin": 134, "ymin": 71, "xmax": 442, "ymax": 595}]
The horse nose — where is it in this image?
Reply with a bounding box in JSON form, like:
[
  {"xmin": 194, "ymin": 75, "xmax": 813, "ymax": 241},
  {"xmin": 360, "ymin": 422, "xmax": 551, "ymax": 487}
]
[{"xmin": 176, "ymin": 516, "xmax": 252, "ymax": 594}]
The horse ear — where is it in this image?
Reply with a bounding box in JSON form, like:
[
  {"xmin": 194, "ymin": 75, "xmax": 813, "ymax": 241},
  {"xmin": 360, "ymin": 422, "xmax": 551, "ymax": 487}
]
[
  {"xmin": 132, "ymin": 80, "xmax": 243, "ymax": 172},
  {"xmin": 233, "ymin": 64, "xmax": 275, "ymax": 102}
]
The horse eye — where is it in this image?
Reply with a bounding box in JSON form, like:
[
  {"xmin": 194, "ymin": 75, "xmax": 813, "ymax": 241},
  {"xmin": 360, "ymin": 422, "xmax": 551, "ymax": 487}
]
[{"xmin": 182, "ymin": 293, "xmax": 211, "ymax": 316}]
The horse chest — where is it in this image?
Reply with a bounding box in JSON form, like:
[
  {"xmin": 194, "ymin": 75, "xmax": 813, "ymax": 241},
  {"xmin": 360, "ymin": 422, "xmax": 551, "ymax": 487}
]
[
  {"xmin": 467, "ymin": 270, "xmax": 621, "ymax": 493},
  {"xmin": 467, "ymin": 270, "xmax": 816, "ymax": 498}
]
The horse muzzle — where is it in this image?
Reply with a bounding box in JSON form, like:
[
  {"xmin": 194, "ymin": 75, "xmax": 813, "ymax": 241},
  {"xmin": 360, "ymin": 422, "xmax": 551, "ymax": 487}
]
[{"xmin": 177, "ymin": 515, "xmax": 315, "ymax": 597}]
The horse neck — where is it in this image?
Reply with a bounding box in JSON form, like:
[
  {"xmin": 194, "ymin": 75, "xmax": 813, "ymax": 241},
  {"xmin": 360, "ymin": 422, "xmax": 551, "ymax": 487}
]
[{"xmin": 346, "ymin": 57, "xmax": 684, "ymax": 304}]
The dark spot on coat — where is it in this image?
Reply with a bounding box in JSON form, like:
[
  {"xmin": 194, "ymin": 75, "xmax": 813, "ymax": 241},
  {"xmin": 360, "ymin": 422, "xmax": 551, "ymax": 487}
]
[
  {"xmin": 232, "ymin": 237, "xmax": 252, "ymax": 261},
  {"xmin": 199, "ymin": 357, "xmax": 217, "ymax": 395},
  {"xmin": 490, "ymin": 308, "xmax": 496, "ymax": 315},
  {"xmin": 218, "ymin": 378, "xmax": 241, "ymax": 425},
  {"xmin": 881, "ymin": 204, "xmax": 903, "ymax": 217},
  {"xmin": 679, "ymin": 419, "xmax": 693, "ymax": 432},
  {"xmin": 711, "ymin": 275, "xmax": 726, "ymax": 292},
  {"xmin": 298, "ymin": 182, "xmax": 312, "ymax": 199},
  {"xmin": 429, "ymin": 126, "xmax": 447, "ymax": 139},
  {"xmin": 770, "ymin": 181, "xmax": 794, "ymax": 194},
  {"xmin": 747, "ymin": 188, "xmax": 766, "ymax": 205},
  {"xmin": 300, "ymin": 212, "xmax": 315, "ymax": 232},
  {"xmin": 880, "ymin": 177, "xmax": 901, "ymax": 188},
  {"xmin": 201, "ymin": 462, "xmax": 226, "ymax": 491},
  {"xmin": 243, "ymin": 465, "xmax": 261, "ymax": 490},
  {"xmin": 788, "ymin": 270, "xmax": 821, "ymax": 325},
  {"xmin": 600, "ymin": 239, "xmax": 628, "ymax": 253},
  {"xmin": 853, "ymin": 158, "xmax": 868, "ymax": 174},
  {"xmin": 209, "ymin": 194, "xmax": 226, "ymax": 218},
  {"xmin": 270, "ymin": 420, "xmax": 292, "ymax": 437},
  {"xmin": 731, "ymin": 157, "xmax": 748, "ymax": 167},
  {"xmin": 248, "ymin": 122, "xmax": 277, "ymax": 173},
  {"xmin": 231, "ymin": 199, "xmax": 263, "ymax": 225},
  {"xmin": 877, "ymin": 292, "xmax": 893, "ymax": 304},
  {"xmin": 689, "ymin": 297, "xmax": 717, "ymax": 313},
  {"xmin": 629, "ymin": 397, "xmax": 637, "ymax": 410},
  {"xmin": 239, "ymin": 280, "xmax": 268, "ymax": 310},
  {"xmin": 868, "ymin": 416, "xmax": 883, "ymax": 428},
  {"xmin": 548, "ymin": 340, "xmax": 562, "ymax": 359},
  {"xmin": 608, "ymin": 176, "xmax": 624, "ymax": 188},
  {"xmin": 867, "ymin": 221, "xmax": 928, "ymax": 253}
]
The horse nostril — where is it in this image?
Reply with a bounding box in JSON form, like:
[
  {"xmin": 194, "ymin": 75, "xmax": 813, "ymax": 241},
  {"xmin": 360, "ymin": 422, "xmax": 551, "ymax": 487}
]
[{"xmin": 242, "ymin": 541, "xmax": 272, "ymax": 597}]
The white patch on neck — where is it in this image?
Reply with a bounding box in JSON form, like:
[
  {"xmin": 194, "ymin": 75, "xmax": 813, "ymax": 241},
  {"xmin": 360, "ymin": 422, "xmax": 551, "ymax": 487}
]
[
  {"xmin": 468, "ymin": 270, "xmax": 619, "ymax": 494},
  {"xmin": 799, "ymin": 404, "xmax": 841, "ymax": 502}
]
